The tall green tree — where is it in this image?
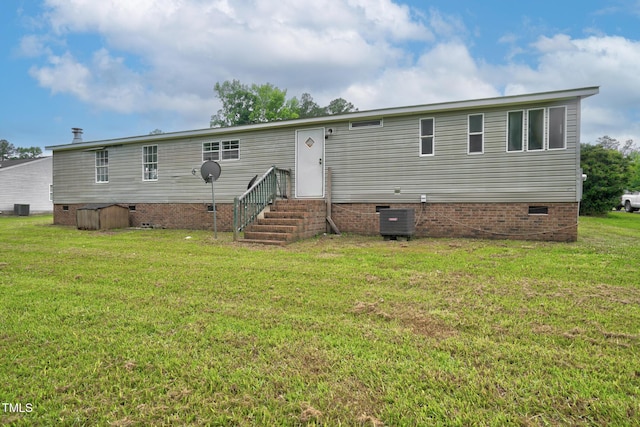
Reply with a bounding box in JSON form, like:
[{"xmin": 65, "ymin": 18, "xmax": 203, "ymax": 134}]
[
  {"xmin": 1, "ymin": 139, "xmax": 16, "ymax": 160},
  {"xmin": 628, "ymin": 151, "xmax": 640, "ymax": 190},
  {"xmin": 210, "ymin": 80, "xmax": 257, "ymax": 127},
  {"xmin": 297, "ymin": 93, "xmax": 325, "ymax": 118},
  {"xmin": 580, "ymin": 143, "xmax": 631, "ymax": 216},
  {"xmin": 250, "ymin": 83, "xmax": 299, "ymax": 123},
  {"xmin": 326, "ymin": 98, "xmax": 356, "ymax": 115},
  {"xmin": 210, "ymin": 80, "xmax": 357, "ymax": 127},
  {"xmin": 596, "ymin": 135, "xmax": 638, "ymax": 157}
]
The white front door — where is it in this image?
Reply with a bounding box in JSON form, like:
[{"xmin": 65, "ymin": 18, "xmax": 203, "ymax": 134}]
[{"xmin": 295, "ymin": 128, "xmax": 325, "ymax": 198}]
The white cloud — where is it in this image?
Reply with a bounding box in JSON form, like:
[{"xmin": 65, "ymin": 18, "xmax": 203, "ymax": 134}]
[
  {"xmin": 23, "ymin": 0, "xmax": 640, "ymax": 145},
  {"xmin": 345, "ymin": 41, "xmax": 499, "ymax": 109},
  {"xmin": 29, "ymin": 0, "xmax": 435, "ymax": 122},
  {"xmin": 17, "ymin": 34, "xmax": 53, "ymax": 57},
  {"xmin": 29, "ymin": 52, "xmax": 91, "ymax": 99},
  {"xmin": 496, "ymin": 34, "xmax": 640, "ymax": 143}
]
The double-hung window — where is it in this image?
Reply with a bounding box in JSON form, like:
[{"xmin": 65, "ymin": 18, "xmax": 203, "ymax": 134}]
[
  {"xmin": 221, "ymin": 140, "xmax": 239, "ymax": 160},
  {"xmin": 203, "ymin": 142, "xmax": 220, "ymax": 161},
  {"xmin": 420, "ymin": 118, "xmax": 435, "ymax": 156},
  {"xmin": 202, "ymin": 140, "xmax": 239, "ymax": 161},
  {"xmin": 548, "ymin": 106, "xmax": 566, "ymax": 149},
  {"xmin": 507, "ymin": 111, "xmax": 524, "ymax": 152},
  {"xmin": 468, "ymin": 114, "xmax": 484, "ymax": 154},
  {"xmin": 527, "ymin": 109, "xmax": 545, "ymax": 151},
  {"xmin": 143, "ymin": 145, "xmax": 158, "ymax": 181},
  {"xmin": 95, "ymin": 150, "xmax": 109, "ymax": 183}
]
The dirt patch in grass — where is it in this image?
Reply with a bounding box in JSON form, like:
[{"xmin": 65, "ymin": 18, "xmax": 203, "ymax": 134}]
[
  {"xmin": 352, "ymin": 300, "xmax": 457, "ymax": 339},
  {"xmin": 357, "ymin": 414, "xmax": 385, "ymax": 426},
  {"xmin": 300, "ymin": 403, "xmax": 322, "ymax": 423}
]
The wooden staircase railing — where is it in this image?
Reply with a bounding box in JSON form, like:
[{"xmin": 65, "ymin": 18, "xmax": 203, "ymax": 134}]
[{"xmin": 233, "ymin": 166, "xmax": 291, "ymax": 240}]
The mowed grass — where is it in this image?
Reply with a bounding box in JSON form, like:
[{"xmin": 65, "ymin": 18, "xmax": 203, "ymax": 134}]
[{"xmin": 1, "ymin": 213, "xmax": 639, "ymax": 426}]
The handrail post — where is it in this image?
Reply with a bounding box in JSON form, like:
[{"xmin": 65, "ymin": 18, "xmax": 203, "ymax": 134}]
[
  {"xmin": 233, "ymin": 196, "xmax": 239, "ymax": 241},
  {"xmin": 271, "ymin": 165, "xmax": 277, "ymax": 202}
]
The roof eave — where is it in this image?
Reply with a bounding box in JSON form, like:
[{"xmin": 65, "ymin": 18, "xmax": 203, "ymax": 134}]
[{"xmin": 45, "ymin": 86, "xmax": 599, "ymax": 151}]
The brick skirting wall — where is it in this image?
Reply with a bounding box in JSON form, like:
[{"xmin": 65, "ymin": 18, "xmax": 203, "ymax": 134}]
[
  {"xmin": 53, "ymin": 203, "xmax": 235, "ymax": 231},
  {"xmin": 330, "ymin": 202, "xmax": 579, "ymax": 242},
  {"xmin": 54, "ymin": 201, "xmax": 579, "ymax": 242}
]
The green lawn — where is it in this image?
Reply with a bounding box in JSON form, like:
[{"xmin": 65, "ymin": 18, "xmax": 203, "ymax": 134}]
[{"xmin": 1, "ymin": 213, "xmax": 639, "ymax": 426}]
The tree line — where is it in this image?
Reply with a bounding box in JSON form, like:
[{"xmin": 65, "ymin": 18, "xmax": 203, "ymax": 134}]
[
  {"xmin": 581, "ymin": 136, "xmax": 640, "ymax": 215},
  {"xmin": 210, "ymin": 80, "xmax": 357, "ymax": 128},
  {"xmin": 0, "ymin": 140, "xmax": 43, "ymax": 160}
]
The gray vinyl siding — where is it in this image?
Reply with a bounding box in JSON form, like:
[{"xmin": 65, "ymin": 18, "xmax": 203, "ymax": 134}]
[
  {"xmin": 51, "ymin": 98, "xmax": 581, "ymax": 205},
  {"xmin": 52, "ymin": 129, "xmax": 298, "ymax": 204},
  {"xmin": 326, "ymin": 100, "xmax": 579, "ymax": 203}
]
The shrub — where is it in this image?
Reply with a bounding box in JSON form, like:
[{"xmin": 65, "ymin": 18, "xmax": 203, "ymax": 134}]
[{"xmin": 580, "ymin": 144, "xmax": 630, "ymax": 216}]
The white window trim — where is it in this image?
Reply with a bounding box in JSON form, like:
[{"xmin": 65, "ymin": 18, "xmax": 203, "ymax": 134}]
[
  {"xmin": 202, "ymin": 141, "xmax": 220, "ymax": 161},
  {"xmin": 221, "ymin": 139, "xmax": 240, "ymax": 161},
  {"xmin": 526, "ymin": 108, "xmax": 546, "ymax": 151},
  {"xmin": 419, "ymin": 117, "xmax": 435, "ymax": 157},
  {"xmin": 142, "ymin": 145, "xmax": 158, "ymax": 181},
  {"xmin": 506, "ymin": 110, "xmax": 525, "ymax": 153},
  {"xmin": 95, "ymin": 150, "xmax": 109, "ymax": 183},
  {"xmin": 203, "ymin": 140, "xmax": 239, "ymax": 161},
  {"xmin": 547, "ymin": 106, "xmax": 567, "ymax": 150},
  {"xmin": 468, "ymin": 113, "xmax": 484, "ymax": 155}
]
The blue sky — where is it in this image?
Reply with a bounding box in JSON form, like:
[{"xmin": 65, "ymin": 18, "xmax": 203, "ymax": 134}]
[{"xmin": 2, "ymin": 0, "xmax": 640, "ymax": 154}]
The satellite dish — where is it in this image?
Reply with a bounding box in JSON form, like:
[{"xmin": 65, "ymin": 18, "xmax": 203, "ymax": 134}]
[{"xmin": 200, "ymin": 161, "xmax": 221, "ymax": 183}]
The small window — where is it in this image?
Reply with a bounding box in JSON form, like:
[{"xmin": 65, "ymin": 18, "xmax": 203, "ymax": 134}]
[
  {"xmin": 350, "ymin": 119, "xmax": 383, "ymax": 129},
  {"xmin": 95, "ymin": 150, "xmax": 109, "ymax": 183},
  {"xmin": 468, "ymin": 114, "xmax": 484, "ymax": 154},
  {"xmin": 63, "ymin": 205, "xmax": 69, "ymax": 211},
  {"xmin": 375, "ymin": 205, "xmax": 390, "ymax": 213},
  {"xmin": 528, "ymin": 109, "xmax": 545, "ymax": 151},
  {"xmin": 420, "ymin": 118, "xmax": 434, "ymax": 156},
  {"xmin": 203, "ymin": 142, "xmax": 220, "ymax": 161},
  {"xmin": 128, "ymin": 205, "xmax": 136, "ymax": 211},
  {"xmin": 143, "ymin": 145, "xmax": 158, "ymax": 181},
  {"xmin": 548, "ymin": 106, "xmax": 566, "ymax": 149},
  {"xmin": 221, "ymin": 140, "xmax": 239, "ymax": 160},
  {"xmin": 507, "ymin": 111, "xmax": 524, "ymax": 152}
]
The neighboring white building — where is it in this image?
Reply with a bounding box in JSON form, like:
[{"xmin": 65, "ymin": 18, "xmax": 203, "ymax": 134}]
[{"xmin": 0, "ymin": 157, "xmax": 53, "ymax": 214}]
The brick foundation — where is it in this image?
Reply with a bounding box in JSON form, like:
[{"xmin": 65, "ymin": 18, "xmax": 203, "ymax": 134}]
[
  {"xmin": 53, "ymin": 203, "xmax": 235, "ymax": 231},
  {"xmin": 54, "ymin": 201, "xmax": 579, "ymax": 242},
  {"xmin": 331, "ymin": 202, "xmax": 579, "ymax": 242}
]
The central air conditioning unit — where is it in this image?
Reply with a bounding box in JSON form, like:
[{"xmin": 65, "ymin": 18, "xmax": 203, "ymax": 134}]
[
  {"xmin": 14, "ymin": 204, "xmax": 30, "ymax": 216},
  {"xmin": 379, "ymin": 208, "xmax": 415, "ymax": 240}
]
